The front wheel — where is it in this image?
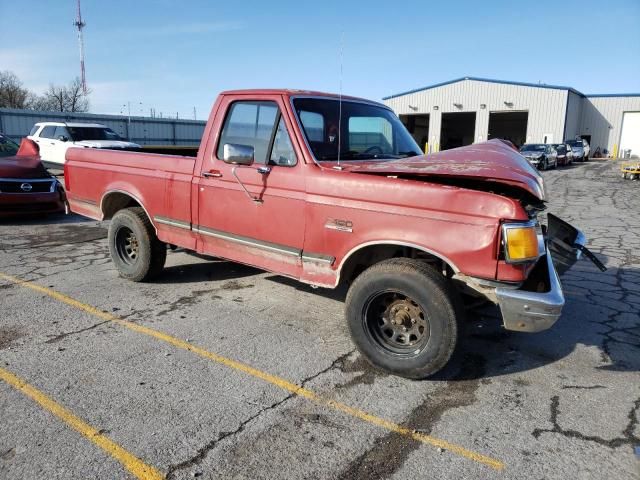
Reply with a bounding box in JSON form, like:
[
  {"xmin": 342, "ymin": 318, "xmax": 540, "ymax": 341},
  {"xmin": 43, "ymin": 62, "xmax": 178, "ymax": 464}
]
[
  {"xmin": 108, "ymin": 207, "xmax": 166, "ymax": 282},
  {"xmin": 345, "ymin": 258, "xmax": 461, "ymax": 379}
]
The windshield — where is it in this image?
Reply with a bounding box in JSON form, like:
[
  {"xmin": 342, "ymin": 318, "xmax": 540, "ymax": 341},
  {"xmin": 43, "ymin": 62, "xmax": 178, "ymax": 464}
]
[
  {"xmin": 520, "ymin": 144, "xmax": 545, "ymax": 152},
  {"xmin": 67, "ymin": 127, "xmax": 124, "ymax": 141},
  {"xmin": 293, "ymin": 98, "xmax": 422, "ymax": 161},
  {"xmin": 566, "ymin": 140, "xmax": 582, "ymax": 147},
  {"xmin": 0, "ymin": 135, "xmax": 20, "ymax": 158}
]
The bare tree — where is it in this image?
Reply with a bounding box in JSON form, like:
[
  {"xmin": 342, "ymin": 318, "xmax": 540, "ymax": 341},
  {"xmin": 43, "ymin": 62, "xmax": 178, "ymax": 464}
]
[
  {"xmin": 42, "ymin": 78, "xmax": 90, "ymax": 112},
  {"xmin": 0, "ymin": 72, "xmax": 90, "ymax": 112},
  {"xmin": 0, "ymin": 71, "xmax": 31, "ymax": 108}
]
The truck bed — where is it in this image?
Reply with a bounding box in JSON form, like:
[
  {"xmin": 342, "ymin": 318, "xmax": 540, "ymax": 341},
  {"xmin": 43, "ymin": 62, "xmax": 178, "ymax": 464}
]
[{"xmin": 64, "ymin": 147, "xmax": 197, "ymax": 249}]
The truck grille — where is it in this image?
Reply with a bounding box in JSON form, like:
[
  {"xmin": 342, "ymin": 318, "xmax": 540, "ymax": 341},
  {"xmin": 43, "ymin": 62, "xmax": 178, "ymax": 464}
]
[{"xmin": 0, "ymin": 180, "xmax": 55, "ymax": 194}]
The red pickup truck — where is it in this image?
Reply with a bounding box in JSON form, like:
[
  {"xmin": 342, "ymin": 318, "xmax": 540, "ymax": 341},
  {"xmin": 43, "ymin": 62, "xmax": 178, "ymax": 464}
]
[{"xmin": 65, "ymin": 89, "xmax": 597, "ymax": 378}]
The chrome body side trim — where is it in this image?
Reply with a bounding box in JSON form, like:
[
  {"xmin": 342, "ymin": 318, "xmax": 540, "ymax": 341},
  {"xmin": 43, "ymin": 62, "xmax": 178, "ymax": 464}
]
[
  {"xmin": 194, "ymin": 226, "xmax": 301, "ymax": 257},
  {"xmin": 301, "ymin": 252, "xmax": 335, "ymax": 265},
  {"xmin": 154, "ymin": 216, "xmax": 191, "ymax": 230}
]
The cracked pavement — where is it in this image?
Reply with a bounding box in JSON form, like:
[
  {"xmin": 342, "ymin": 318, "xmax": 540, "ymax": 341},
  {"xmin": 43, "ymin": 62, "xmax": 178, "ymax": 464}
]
[{"xmin": 1, "ymin": 160, "xmax": 639, "ymax": 479}]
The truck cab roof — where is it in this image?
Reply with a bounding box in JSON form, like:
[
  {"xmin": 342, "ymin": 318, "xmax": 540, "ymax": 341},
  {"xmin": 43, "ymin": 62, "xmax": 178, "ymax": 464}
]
[{"xmin": 219, "ymin": 89, "xmax": 387, "ymax": 107}]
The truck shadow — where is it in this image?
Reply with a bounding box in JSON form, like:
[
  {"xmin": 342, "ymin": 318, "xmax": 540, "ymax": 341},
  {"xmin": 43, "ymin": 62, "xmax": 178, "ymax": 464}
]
[
  {"xmin": 267, "ymin": 256, "xmax": 640, "ymax": 380},
  {"xmin": 153, "ymin": 259, "xmax": 261, "ymax": 284},
  {"xmin": 153, "ymin": 250, "xmax": 638, "ymax": 380},
  {"xmin": 443, "ymin": 259, "xmax": 640, "ymax": 380}
]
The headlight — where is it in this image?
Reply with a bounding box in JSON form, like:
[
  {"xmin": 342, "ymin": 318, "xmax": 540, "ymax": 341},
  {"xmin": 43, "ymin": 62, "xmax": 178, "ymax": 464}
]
[{"xmin": 502, "ymin": 222, "xmax": 543, "ymax": 263}]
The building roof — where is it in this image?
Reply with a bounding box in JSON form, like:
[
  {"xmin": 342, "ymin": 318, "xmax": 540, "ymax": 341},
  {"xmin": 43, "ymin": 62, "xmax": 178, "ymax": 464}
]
[{"xmin": 382, "ymin": 76, "xmax": 640, "ymax": 101}]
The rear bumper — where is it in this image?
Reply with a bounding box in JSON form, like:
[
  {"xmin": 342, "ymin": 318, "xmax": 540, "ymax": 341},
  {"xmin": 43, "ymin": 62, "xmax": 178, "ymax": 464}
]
[
  {"xmin": 495, "ymin": 248, "xmax": 564, "ymax": 332},
  {"xmin": 0, "ymin": 192, "xmax": 66, "ymax": 217}
]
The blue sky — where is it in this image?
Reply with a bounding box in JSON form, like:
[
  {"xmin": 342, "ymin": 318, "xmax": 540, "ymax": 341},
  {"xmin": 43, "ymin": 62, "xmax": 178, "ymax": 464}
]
[{"xmin": 1, "ymin": 0, "xmax": 638, "ymax": 119}]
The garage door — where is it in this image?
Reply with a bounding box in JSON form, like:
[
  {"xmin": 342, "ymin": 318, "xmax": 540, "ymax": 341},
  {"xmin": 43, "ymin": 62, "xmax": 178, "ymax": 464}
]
[{"xmin": 619, "ymin": 112, "xmax": 640, "ymax": 157}]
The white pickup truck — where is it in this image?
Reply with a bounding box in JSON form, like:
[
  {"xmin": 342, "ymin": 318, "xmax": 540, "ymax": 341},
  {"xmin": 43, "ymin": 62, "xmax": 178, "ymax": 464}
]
[{"xmin": 28, "ymin": 122, "xmax": 140, "ymax": 167}]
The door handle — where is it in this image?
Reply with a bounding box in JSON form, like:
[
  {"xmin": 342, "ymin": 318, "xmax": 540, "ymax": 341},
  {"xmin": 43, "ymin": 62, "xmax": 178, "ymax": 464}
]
[{"xmin": 203, "ymin": 170, "xmax": 222, "ymax": 178}]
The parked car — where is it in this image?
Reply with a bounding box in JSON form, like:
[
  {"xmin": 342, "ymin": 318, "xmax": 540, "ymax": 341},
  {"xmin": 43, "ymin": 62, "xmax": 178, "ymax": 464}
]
[
  {"xmin": 0, "ymin": 133, "xmax": 21, "ymax": 158},
  {"xmin": 64, "ymin": 89, "xmax": 599, "ymax": 379},
  {"xmin": 519, "ymin": 144, "xmax": 557, "ymax": 170},
  {"xmin": 552, "ymin": 143, "xmax": 574, "ymax": 166},
  {"xmin": 0, "ymin": 137, "xmax": 66, "ymax": 217},
  {"xmin": 565, "ymin": 138, "xmax": 590, "ymax": 162},
  {"xmin": 28, "ymin": 122, "xmax": 140, "ymax": 168}
]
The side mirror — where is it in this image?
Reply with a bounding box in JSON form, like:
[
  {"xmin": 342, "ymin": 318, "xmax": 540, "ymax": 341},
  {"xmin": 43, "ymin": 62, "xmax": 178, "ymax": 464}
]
[
  {"xmin": 222, "ymin": 143, "xmax": 254, "ymax": 165},
  {"xmin": 58, "ymin": 135, "xmax": 69, "ymax": 142}
]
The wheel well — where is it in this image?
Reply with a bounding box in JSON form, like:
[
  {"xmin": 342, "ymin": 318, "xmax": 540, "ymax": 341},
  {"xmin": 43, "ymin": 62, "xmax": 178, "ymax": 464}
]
[
  {"xmin": 101, "ymin": 192, "xmax": 143, "ymax": 220},
  {"xmin": 339, "ymin": 244, "xmax": 454, "ymax": 286}
]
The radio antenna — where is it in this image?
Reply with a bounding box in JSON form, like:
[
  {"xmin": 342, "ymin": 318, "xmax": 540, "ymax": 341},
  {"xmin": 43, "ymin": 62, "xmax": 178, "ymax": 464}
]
[{"xmin": 336, "ymin": 31, "xmax": 344, "ymax": 170}]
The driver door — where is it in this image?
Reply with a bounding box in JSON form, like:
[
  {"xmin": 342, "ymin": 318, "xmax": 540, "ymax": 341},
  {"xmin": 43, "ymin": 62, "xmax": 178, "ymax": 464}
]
[{"xmin": 195, "ymin": 95, "xmax": 306, "ymax": 279}]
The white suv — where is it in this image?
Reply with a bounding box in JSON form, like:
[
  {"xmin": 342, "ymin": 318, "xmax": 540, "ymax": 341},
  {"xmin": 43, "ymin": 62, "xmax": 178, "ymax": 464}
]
[{"xmin": 28, "ymin": 122, "xmax": 140, "ymax": 166}]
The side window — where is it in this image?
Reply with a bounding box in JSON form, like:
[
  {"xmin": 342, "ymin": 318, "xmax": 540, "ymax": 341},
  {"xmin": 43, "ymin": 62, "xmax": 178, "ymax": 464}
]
[
  {"xmin": 54, "ymin": 126, "xmax": 70, "ymax": 139},
  {"xmin": 40, "ymin": 126, "xmax": 56, "ymax": 139},
  {"xmin": 217, "ymin": 101, "xmax": 278, "ymax": 164},
  {"xmin": 269, "ymin": 117, "xmax": 297, "ymax": 167}
]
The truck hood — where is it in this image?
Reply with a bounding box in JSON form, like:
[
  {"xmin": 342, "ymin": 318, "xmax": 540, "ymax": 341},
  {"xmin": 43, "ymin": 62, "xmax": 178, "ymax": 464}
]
[
  {"xmin": 0, "ymin": 139, "xmax": 50, "ymax": 179},
  {"xmin": 73, "ymin": 140, "xmax": 141, "ymax": 149},
  {"xmin": 324, "ymin": 139, "xmax": 546, "ymax": 201}
]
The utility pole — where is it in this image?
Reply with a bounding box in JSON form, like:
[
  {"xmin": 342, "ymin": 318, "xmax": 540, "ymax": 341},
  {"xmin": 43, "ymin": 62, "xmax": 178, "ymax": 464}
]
[
  {"xmin": 122, "ymin": 102, "xmax": 131, "ymax": 140},
  {"xmin": 73, "ymin": 0, "xmax": 88, "ymax": 94},
  {"xmin": 193, "ymin": 107, "xmax": 196, "ymax": 120}
]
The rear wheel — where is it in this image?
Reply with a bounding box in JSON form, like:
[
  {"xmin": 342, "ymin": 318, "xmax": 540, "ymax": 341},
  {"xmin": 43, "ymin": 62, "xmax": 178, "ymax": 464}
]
[
  {"xmin": 345, "ymin": 258, "xmax": 461, "ymax": 379},
  {"xmin": 108, "ymin": 207, "xmax": 166, "ymax": 282}
]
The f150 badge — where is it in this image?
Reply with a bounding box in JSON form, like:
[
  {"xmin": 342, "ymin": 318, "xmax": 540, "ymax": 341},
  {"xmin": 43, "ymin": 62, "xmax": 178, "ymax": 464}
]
[{"xmin": 325, "ymin": 218, "xmax": 353, "ymax": 233}]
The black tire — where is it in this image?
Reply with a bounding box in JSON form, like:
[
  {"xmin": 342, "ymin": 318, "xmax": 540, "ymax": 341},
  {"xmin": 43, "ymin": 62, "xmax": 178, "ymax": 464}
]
[
  {"xmin": 541, "ymin": 158, "xmax": 547, "ymax": 171},
  {"xmin": 108, "ymin": 207, "xmax": 166, "ymax": 282},
  {"xmin": 345, "ymin": 258, "xmax": 461, "ymax": 379}
]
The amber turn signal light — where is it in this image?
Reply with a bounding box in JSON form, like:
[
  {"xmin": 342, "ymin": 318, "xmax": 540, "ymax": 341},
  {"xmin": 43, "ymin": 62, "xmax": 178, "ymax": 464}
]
[{"xmin": 503, "ymin": 225, "xmax": 540, "ymax": 263}]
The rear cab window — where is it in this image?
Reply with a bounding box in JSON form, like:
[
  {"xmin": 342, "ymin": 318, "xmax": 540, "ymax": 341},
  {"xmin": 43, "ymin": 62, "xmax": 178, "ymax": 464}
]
[{"xmin": 216, "ymin": 100, "xmax": 297, "ymax": 166}]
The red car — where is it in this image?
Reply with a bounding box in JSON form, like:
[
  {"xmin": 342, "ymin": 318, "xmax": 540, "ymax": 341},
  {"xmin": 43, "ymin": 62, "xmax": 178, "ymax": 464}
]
[
  {"xmin": 0, "ymin": 136, "xmax": 66, "ymax": 217},
  {"xmin": 64, "ymin": 89, "xmax": 602, "ymax": 378}
]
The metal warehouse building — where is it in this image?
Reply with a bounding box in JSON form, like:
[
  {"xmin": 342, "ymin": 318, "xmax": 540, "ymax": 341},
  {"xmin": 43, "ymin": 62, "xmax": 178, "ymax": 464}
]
[
  {"xmin": 0, "ymin": 108, "xmax": 206, "ymax": 146},
  {"xmin": 383, "ymin": 77, "xmax": 640, "ymax": 157}
]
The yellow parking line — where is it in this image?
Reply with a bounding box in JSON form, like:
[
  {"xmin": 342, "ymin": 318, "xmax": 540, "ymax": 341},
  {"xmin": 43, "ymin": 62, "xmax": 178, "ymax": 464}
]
[
  {"xmin": 0, "ymin": 272, "xmax": 504, "ymax": 471},
  {"xmin": 0, "ymin": 366, "xmax": 163, "ymax": 480}
]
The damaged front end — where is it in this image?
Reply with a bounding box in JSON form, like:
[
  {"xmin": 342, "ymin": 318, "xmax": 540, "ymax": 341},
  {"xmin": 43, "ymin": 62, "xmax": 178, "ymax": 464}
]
[{"xmin": 494, "ymin": 213, "xmax": 605, "ymax": 332}]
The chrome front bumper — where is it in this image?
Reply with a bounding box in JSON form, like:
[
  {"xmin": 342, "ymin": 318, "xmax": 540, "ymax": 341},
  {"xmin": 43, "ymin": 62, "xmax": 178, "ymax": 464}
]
[{"xmin": 495, "ymin": 249, "xmax": 565, "ymax": 332}]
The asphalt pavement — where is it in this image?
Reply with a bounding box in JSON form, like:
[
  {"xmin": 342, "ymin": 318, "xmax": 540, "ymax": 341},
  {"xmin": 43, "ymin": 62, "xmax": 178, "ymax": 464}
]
[{"xmin": 0, "ymin": 159, "xmax": 638, "ymax": 479}]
